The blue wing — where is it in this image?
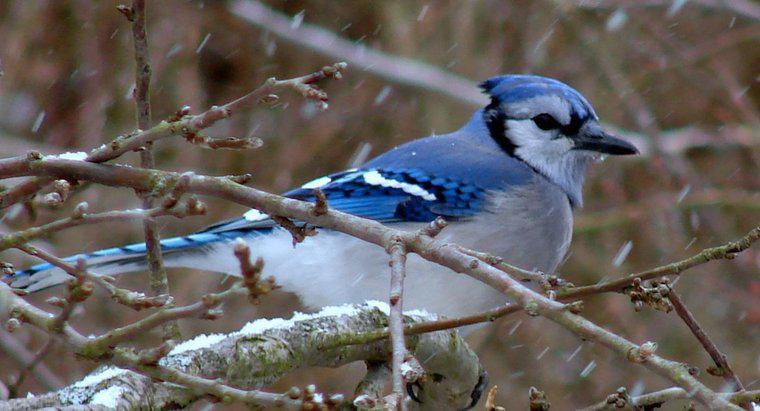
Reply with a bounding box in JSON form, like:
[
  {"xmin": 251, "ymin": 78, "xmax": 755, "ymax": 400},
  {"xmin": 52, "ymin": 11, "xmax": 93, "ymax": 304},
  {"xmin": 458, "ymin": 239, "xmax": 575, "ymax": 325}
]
[{"xmin": 201, "ymin": 166, "xmax": 488, "ymax": 234}]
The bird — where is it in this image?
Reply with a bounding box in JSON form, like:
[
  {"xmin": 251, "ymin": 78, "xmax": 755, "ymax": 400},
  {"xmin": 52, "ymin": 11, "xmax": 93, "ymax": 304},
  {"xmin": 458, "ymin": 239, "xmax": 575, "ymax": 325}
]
[{"xmin": 5, "ymin": 74, "xmax": 637, "ymax": 321}]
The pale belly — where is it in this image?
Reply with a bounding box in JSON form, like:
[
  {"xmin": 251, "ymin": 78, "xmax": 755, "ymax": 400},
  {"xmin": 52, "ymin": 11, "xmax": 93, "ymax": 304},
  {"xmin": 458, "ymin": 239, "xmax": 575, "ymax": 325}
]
[{"xmin": 196, "ymin": 183, "xmax": 574, "ymax": 319}]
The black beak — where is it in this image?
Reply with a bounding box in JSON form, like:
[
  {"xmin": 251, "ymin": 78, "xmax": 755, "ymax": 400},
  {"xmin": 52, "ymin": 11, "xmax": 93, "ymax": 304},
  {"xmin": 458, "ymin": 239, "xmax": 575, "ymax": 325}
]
[{"xmin": 572, "ymin": 122, "xmax": 638, "ymax": 155}]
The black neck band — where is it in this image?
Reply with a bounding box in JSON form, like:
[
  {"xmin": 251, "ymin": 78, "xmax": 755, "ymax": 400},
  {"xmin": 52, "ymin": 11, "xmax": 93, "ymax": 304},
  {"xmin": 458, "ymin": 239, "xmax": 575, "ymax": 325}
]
[{"xmin": 482, "ymin": 99, "xmax": 517, "ymax": 157}]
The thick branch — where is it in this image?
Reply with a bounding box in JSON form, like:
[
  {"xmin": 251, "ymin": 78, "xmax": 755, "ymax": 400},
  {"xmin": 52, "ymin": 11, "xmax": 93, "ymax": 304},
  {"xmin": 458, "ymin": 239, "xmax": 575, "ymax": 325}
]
[
  {"xmin": 388, "ymin": 240, "xmax": 408, "ymax": 409},
  {"xmin": 0, "ymin": 302, "xmax": 482, "ymax": 410}
]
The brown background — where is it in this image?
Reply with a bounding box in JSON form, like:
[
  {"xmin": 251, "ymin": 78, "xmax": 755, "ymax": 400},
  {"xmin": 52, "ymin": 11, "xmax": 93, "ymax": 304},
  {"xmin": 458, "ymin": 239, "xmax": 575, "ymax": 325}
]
[{"xmin": 0, "ymin": 1, "xmax": 758, "ymax": 409}]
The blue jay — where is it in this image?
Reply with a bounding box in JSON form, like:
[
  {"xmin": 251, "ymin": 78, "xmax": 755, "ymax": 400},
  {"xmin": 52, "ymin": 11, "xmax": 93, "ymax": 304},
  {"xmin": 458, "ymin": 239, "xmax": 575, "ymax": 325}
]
[{"xmin": 6, "ymin": 75, "xmax": 637, "ymax": 320}]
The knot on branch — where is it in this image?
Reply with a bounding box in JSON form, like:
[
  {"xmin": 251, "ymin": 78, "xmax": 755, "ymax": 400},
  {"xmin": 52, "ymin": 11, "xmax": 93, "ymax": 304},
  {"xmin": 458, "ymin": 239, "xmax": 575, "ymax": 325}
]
[
  {"xmin": 137, "ymin": 340, "xmax": 176, "ymax": 365},
  {"xmin": 1, "ymin": 261, "xmax": 14, "ymax": 277},
  {"xmin": 539, "ymin": 273, "xmax": 573, "ymax": 292},
  {"xmin": 627, "ymin": 341, "xmax": 658, "ymax": 363},
  {"xmin": 524, "ymin": 300, "xmax": 540, "ymax": 317},
  {"xmin": 272, "ymin": 216, "xmax": 317, "ymax": 246},
  {"xmin": 286, "ymin": 384, "xmax": 344, "ymax": 409},
  {"xmin": 71, "ymin": 201, "xmax": 89, "ymax": 219},
  {"xmin": 113, "ymin": 290, "xmax": 172, "ymax": 311},
  {"xmin": 311, "ymin": 189, "xmax": 328, "ymax": 216},
  {"xmin": 166, "ymin": 105, "xmax": 192, "ymax": 122},
  {"xmin": 529, "ymin": 386, "xmax": 550, "ymax": 411},
  {"xmin": 26, "ymin": 151, "xmax": 43, "ymax": 161},
  {"xmin": 626, "ymin": 277, "xmax": 673, "ymax": 312},
  {"xmin": 604, "ymin": 387, "xmax": 631, "ymax": 408},
  {"xmin": 226, "ymin": 173, "xmax": 253, "ymax": 185}
]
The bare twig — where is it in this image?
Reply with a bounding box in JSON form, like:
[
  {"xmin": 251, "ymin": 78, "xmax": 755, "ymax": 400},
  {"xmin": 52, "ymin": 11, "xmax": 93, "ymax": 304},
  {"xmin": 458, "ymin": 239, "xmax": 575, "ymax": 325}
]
[
  {"xmin": 6, "ymin": 337, "xmax": 55, "ymax": 398},
  {"xmin": 666, "ymin": 287, "xmax": 745, "ymax": 391},
  {"xmin": 80, "ymin": 284, "xmax": 245, "ymax": 359},
  {"xmin": 271, "ymin": 215, "xmax": 317, "ymax": 245},
  {"xmin": 387, "ymin": 239, "xmax": 407, "ymax": 410},
  {"xmin": 0, "ymin": 200, "xmax": 204, "ymax": 253},
  {"xmin": 484, "ymin": 386, "xmax": 505, "ymax": 411},
  {"xmin": 0, "ymin": 332, "xmax": 64, "ymax": 392},
  {"xmin": 561, "ymin": 226, "xmax": 760, "ymax": 299},
  {"xmin": 581, "ymin": 387, "xmax": 760, "ymax": 411},
  {"xmin": 0, "ymin": 62, "xmax": 347, "ymax": 211},
  {"xmin": 183, "ymin": 134, "xmax": 263, "ymax": 150},
  {"xmin": 233, "ymin": 239, "xmax": 277, "ymax": 304},
  {"xmin": 123, "ymin": 0, "xmax": 177, "ymax": 342}
]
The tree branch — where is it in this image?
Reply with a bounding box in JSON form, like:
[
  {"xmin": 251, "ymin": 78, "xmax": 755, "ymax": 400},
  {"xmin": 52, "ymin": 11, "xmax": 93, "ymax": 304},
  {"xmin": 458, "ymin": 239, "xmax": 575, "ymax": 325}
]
[
  {"xmin": 666, "ymin": 287, "xmax": 744, "ymax": 391},
  {"xmin": 560, "ymin": 226, "xmax": 759, "ymax": 299},
  {"xmin": 0, "ymin": 300, "xmax": 482, "ymax": 410},
  {"xmin": 388, "ymin": 239, "xmax": 408, "ymax": 410},
  {"xmin": 0, "ymin": 61, "xmax": 347, "ymax": 211},
  {"xmin": 582, "ymin": 386, "xmax": 760, "ymax": 411}
]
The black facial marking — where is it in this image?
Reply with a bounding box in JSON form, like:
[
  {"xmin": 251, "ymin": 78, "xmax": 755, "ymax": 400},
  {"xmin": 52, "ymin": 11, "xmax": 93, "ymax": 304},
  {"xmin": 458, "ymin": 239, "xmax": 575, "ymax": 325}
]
[
  {"xmin": 532, "ymin": 113, "xmax": 561, "ymax": 130},
  {"xmin": 483, "ymin": 98, "xmax": 516, "ymax": 156},
  {"xmin": 560, "ymin": 112, "xmax": 585, "ymax": 136},
  {"xmin": 532, "ymin": 112, "xmax": 586, "ymax": 136}
]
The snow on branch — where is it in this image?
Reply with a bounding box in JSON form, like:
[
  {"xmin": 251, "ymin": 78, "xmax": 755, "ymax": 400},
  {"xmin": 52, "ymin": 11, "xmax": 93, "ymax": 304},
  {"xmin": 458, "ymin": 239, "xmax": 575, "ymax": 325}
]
[{"xmin": 1, "ymin": 302, "xmax": 483, "ymax": 410}]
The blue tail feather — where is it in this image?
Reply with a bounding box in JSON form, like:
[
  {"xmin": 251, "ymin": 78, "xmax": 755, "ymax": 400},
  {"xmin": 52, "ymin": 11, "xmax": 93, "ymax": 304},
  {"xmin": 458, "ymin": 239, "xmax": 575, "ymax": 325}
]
[{"xmin": 4, "ymin": 227, "xmax": 267, "ymax": 292}]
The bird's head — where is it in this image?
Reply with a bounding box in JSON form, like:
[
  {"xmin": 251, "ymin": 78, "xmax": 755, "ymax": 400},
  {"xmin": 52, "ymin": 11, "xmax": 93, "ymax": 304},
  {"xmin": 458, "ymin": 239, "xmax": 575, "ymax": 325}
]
[{"xmin": 480, "ymin": 74, "xmax": 638, "ymax": 205}]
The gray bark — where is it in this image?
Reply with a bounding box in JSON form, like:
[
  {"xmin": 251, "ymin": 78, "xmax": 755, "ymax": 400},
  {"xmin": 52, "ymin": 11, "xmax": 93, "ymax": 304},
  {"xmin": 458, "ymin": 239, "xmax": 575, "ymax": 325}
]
[{"xmin": 1, "ymin": 302, "xmax": 482, "ymax": 410}]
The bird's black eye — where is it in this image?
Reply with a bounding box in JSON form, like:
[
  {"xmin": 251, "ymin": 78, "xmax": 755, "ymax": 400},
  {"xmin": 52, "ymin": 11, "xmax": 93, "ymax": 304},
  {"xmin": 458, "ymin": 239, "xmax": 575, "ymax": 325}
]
[{"xmin": 532, "ymin": 113, "xmax": 561, "ymax": 130}]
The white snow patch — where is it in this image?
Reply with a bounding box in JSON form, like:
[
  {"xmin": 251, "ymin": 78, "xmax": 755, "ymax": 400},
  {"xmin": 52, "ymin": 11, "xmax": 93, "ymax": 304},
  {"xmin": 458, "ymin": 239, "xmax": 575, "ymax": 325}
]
[
  {"xmin": 364, "ymin": 300, "xmax": 390, "ymax": 314},
  {"xmin": 26, "ymin": 392, "xmax": 35, "ymax": 399},
  {"xmin": 301, "ymin": 176, "xmax": 331, "ymax": 189},
  {"xmin": 238, "ymin": 317, "xmax": 291, "ymax": 335},
  {"xmin": 238, "ymin": 301, "xmax": 390, "ymax": 336},
  {"xmin": 169, "ymin": 333, "xmax": 227, "ymax": 356},
  {"xmin": 90, "ymin": 385, "xmax": 126, "ymax": 408},
  {"xmin": 362, "ymin": 170, "xmax": 435, "ymax": 201},
  {"xmin": 243, "ymin": 208, "xmax": 269, "ymax": 222},
  {"xmin": 44, "ymin": 151, "xmax": 88, "ymax": 161},
  {"xmin": 73, "ymin": 367, "xmax": 127, "ymax": 389}
]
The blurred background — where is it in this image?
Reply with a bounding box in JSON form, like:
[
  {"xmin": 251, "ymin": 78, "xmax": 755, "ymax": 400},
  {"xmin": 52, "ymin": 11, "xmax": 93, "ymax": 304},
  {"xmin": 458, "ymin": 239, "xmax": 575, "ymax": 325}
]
[{"xmin": 0, "ymin": 0, "xmax": 758, "ymax": 409}]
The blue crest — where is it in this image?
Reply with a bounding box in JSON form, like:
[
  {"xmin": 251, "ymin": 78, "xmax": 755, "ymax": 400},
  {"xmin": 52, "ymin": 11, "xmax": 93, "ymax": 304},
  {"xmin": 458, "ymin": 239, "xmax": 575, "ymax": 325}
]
[{"xmin": 479, "ymin": 75, "xmax": 597, "ymax": 121}]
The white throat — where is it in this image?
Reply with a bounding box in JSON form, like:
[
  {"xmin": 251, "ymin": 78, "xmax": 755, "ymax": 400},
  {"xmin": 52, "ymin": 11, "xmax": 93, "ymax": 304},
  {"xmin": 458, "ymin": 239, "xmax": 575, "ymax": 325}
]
[{"xmin": 506, "ymin": 119, "xmax": 591, "ymax": 206}]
